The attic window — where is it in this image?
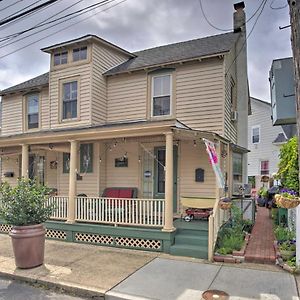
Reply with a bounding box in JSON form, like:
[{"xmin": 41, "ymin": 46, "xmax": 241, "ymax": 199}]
[
  {"xmin": 54, "ymin": 50, "xmax": 68, "ymax": 65},
  {"xmin": 73, "ymin": 47, "xmax": 87, "ymax": 62}
]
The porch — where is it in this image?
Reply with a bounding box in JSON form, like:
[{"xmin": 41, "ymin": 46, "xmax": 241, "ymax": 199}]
[{"xmin": 0, "ymin": 121, "xmax": 235, "ymax": 259}]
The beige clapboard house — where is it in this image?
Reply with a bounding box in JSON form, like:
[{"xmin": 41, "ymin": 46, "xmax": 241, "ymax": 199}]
[{"xmin": 0, "ymin": 3, "xmax": 249, "ymax": 259}]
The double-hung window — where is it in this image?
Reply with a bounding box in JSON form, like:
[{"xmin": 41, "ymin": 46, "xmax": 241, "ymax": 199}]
[
  {"xmin": 260, "ymin": 160, "xmax": 269, "ymax": 175},
  {"xmin": 62, "ymin": 81, "xmax": 77, "ymax": 120},
  {"xmin": 54, "ymin": 51, "xmax": 68, "ymax": 65},
  {"xmin": 152, "ymin": 74, "xmax": 171, "ymax": 116},
  {"xmin": 252, "ymin": 126, "xmax": 260, "ymax": 144},
  {"xmin": 27, "ymin": 94, "xmax": 39, "ymax": 129},
  {"xmin": 73, "ymin": 47, "xmax": 87, "ymax": 62}
]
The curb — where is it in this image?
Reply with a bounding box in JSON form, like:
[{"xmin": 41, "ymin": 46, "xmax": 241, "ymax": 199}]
[{"xmin": 0, "ymin": 270, "xmax": 105, "ymax": 299}]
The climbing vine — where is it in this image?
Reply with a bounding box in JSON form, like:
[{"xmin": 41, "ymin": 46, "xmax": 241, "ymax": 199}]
[{"xmin": 277, "ymin": 136, "xmax": 299, "ymax": 192}]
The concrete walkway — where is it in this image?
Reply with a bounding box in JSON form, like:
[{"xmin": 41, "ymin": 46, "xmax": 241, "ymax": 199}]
[
  {"xmin": 0, "ymin": 234, "xmax": 299, "ymax": 300},
  {"xmin": 245, "ymin": 206, "xmax": 276, "ymax": 264}
]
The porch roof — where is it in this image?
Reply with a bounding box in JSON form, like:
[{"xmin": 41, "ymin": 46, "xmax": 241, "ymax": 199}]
[{"xmin": 0, "ymin": 119, "xmax": 189, "ymax": 147}]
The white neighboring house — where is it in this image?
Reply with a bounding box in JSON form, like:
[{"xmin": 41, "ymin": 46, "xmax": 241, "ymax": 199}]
[{"xmin": 248, "ymin": 97, "xmax": 287, "ymax": 189}]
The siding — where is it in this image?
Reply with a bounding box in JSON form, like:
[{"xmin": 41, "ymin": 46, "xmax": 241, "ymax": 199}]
[
  {"xmin": 56, "ymin": 142, "xmax": 100, "ymax": 196},
  {"xmin": 91, "ymin": 43, "xmax": 129, "ymax": 125},
  {"xmin": 179, "ymin": 140, "xmax": 216, "ymax": 198},
  {"xmin": 107, "ymin": 72, "xmax": 147, "ymax": 122},
  {"xmin": 224, "ymin": 48, "xmax": 238, "ymax": 143},
  {"xmin": 49, "ymin": 64, "xmax": 92, "ymax": 129},
  {"xmin": 176, "ymin": 59, "xmax": 224, "ymax": 133},
  {"xmin": 1, "ymin": 155, "xmax": 20, "ymax": 186},
  {"xmin": 1, "ymin": 95, "xmax": 23, "ymax": 136},
  {"xmin": 40, "ymin": 87, "xmax": 50, "ymax": 130},
  {"xmin": 248, "ymin": 98, "xmax": 283, "ymax": 181},
  {"xmin": 105, "ymin": 141, "xmax": 141, "ymax": 195}
]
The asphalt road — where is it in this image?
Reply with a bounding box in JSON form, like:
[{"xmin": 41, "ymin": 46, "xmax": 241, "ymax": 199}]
[{"xmin": 0, "ymin": 277, "xmax": 88, "ymax": 300}]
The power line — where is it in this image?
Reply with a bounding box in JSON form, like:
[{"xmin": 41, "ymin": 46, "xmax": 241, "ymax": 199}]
[
  {"xmin": 0, "ymin": 0, "xmax": 114, "ymax": 50},
  {"xmin": 0, "ymin": 0, "xmax": 23, "ymax": 13},
  {"xmin": 270, "ymin": 0, "xmax": 288, "ymax": 10},
  {"xmin": 0, "ymin": 0, "xmax": 82, "ymax": 43},
  {"xmin": 0, "ymin": 0, "xmax": 59, "ymax": 27},
  {"xmin": 225, "ymin": 0, "xmax": 268, "ymax": 76},
  {"xmin": 0, "ymin": 0, "xmax": 127, "ymax": 60},
  {"xmin": 198, "ymin": 0, "xmax": 232, "ymax": 32}
]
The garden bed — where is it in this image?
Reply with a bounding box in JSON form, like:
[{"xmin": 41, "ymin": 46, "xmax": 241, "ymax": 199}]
[{"xmin": 213, "ymin": 233, "xmax": 251, "ymax": 263}]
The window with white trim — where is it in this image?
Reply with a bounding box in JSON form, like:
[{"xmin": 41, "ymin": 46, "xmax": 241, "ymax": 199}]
[
  {"xmin": 54, "ymin": 50, "xmax": 68, "ymax": 65},
  {"xmin": 260, "ymin": 160, "xmax": 269, "ymax": 175},
  {"xmin": 62, "ymin": 81, "xmax": 77, "ymax": 120},
  {"xmin": 73, "ymin": 46, "xmax": 87, "ymax": 62},
  {"xmin": 27, "ymin": 94, "xmax": 39, "ymax": 129},
  {"xmin": 152, "ymin": 74, "xmax": 171, "ymax": 116},
  {"xmin": 252, "ymin": 126, "xmax": 260, "ymax": 144}
]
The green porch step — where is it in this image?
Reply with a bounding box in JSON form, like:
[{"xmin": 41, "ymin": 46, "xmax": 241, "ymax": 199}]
[
  {"xmin": 174, "ymin": 232, "xmax": 208, "ymax": 247},
  {"xmin": 170, "ymin": 244, "xmax": 208, "ymax": 259},
  {"xmin": 174, "ymin": 219, "xmax": 208, "ymax": 231}
]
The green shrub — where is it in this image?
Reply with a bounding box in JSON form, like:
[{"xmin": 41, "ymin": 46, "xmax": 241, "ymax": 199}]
[
  {"xmin": 217, "ymin": 247, "xmax": 232, "ymax": 255},
  {"xmin": 0, "ymin": 178, "xmax": 54, "ymax": 226},
  {"xmin": 287, "ymin": 257, "xmax": 296, "ymax": 268},
  {"xmin": 274, "ymin": 226, "xmax": 295, "ymax": 241},
  {"xmin": 279, "ymin": 241, "xmax": 296, "ymax": 252},
  {"xmin": 222, "ymin": 234, "xmax": 244, "ymax": 251}
]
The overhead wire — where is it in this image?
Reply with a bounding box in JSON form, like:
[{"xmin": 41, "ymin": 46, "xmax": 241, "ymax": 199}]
[
  {"xmin": 225, "ymin": 0, "xmax": 268, "ymax": 76},
  {"xmin": 0, "ymin": 0, "xmax": 112, "ymax": 46},
  {"xmin": 0, "ymin": 0, "xmax": 127, "ymax": 60},
  {"xmin": 0, "ymin": 0, "xmax": 24, "ymax": 13}
]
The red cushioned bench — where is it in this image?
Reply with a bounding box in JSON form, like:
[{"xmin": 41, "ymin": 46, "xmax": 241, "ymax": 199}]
[{"xmin": 101, "ymin": 187, "xmax": 138, "ymax": 199}]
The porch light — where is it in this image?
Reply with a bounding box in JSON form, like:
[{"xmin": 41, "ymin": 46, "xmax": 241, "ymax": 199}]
[
  {"xmin": 193, "ymin": 140, "xmax": 197, "ymax": 147},
  {"xmin": 123, "ymin": 152, "xmax": 128, "ymax": 159},
  {"xmin": 99, "ymin": 157, "xmax": 102, "ymax": 163},
  {"xmin": 138, "ymin": 156, "xmax": 141, "ymax": 163}
]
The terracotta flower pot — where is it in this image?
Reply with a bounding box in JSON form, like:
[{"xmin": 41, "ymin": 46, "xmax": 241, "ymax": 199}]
[{"xmin": 9, "ymin": 224, "xmax": 46, "ymax": 269}]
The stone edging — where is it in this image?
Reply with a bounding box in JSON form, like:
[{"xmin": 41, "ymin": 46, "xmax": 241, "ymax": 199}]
[
  {"xmin": 213, "ymin": 233, "xmax": 251, "ymax": 264},
  {"xmin": 274, "ymin": 240, "xmax": 299, "ymax": 274}
]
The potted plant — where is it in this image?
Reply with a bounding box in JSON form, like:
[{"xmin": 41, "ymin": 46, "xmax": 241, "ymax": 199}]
[
  {"xmin": 275, "ymin": 189, "xmax": 300, "ymax": 209},
  {"xmin": 0, "ymin": 178, "xmax": 54, "ymax": 269}
]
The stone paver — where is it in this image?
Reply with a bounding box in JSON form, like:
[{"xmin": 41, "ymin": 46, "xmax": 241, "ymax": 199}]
[{"xmin": 245, "ymin": 206, "xmax": 276, "ymax": 264}]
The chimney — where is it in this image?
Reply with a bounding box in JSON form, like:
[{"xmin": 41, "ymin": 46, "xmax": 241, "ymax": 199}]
[{"xmin": 233, "ymin": 2, "xmax": 246, "ymax": 33}]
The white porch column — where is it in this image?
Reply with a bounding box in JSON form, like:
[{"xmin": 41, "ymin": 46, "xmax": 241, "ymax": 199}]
[
  {"xmin": 21, "ymin": 144, "xmax": 29, "ymax": 178},
  {"xmin": 163, "ymin": 132, "xmax": 175, "ymax": 232},
  {"xmin": 67, "ymin": 140, "xmax": 78, "ymax": 223}
]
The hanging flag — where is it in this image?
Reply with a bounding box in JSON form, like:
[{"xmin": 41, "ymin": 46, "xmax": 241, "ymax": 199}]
[{"xmin": 203, "ymin": 138, "xmax": 225, "ymax": 189}]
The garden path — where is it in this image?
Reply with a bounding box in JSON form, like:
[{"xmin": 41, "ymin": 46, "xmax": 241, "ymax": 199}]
[{"xmin": 244, "ymin": 206, "xmax": 276, "ymax": 264}]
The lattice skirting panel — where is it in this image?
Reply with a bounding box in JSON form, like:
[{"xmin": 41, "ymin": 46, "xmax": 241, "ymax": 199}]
[
  {"xmin": 46, "ymin": 229, "xmax": 67, "ymax": 240},
  {"xmin": 74, "ymin": 232, "xmax": 162, "ymax": 251},
  {"xmin": 0, "ymin": 224, "xmax": 12, "ymax": 233}
]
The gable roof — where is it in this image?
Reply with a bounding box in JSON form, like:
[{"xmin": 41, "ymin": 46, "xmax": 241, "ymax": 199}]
[
  {"xmin": 41, "ymin": 34, "xmax": 135, "ymax": 58},
  {"xmin": 273, "ymin": 132, "xmax": 288, "ymax": 144},
  {"xmin": 250, "ymin": 97, "xmax": 271, "ymax": 106},
  {"xmin": 0, "ymin": 32, "xmax": 239, "ymax": 95},
  {"xmin": 0, "ymin": 73, "xmax": 49, "ymax": 96},
  {"xmin": 104, "ymin": 32, "xmax": 239, "ymax": 75}
]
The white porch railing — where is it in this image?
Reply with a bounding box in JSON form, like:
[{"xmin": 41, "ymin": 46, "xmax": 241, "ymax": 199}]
[
  {"xmin": 75, "ymin": 197, "xmax": 165, "ymax": 227},
  {"xmin": 208, "ymin": 199, "xmax": 230, "ymax": 261},
  {"xmin": 48, "ymin": 196, "xmax": 68, "ymax": 220}
]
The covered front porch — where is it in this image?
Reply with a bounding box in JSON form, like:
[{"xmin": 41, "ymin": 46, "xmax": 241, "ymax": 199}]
[{"xmin": 0, "ymin": 120, "xmax": 234, "ymax": 258}]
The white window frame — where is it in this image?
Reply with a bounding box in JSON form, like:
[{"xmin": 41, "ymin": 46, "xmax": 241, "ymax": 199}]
[
  {"xmin": 251, "ymin": 125, "xmax": 260, "ymax": 144},
  {"xmin": 260, "ymin": 160, "xmax": 269, "ymax": 175},
  {"xmin": 151, "ymin": 73, "xmax": 172, "ymax": 117},
  {"xmin": 53, "ymin": 50, "xmax": 68, "ymax": 66},
  {"xmin": 72, "ymin": 46, "xmax": 87, "ymax": 62}
]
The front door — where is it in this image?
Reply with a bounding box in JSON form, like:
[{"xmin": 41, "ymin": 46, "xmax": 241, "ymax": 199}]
[
  {"xmin": 153, "ymin": 146, "xmax": 178, "ymax": 212},
  {"xmin": 29, "ymin": 154, "xmax": 45, "ymax": 185}
]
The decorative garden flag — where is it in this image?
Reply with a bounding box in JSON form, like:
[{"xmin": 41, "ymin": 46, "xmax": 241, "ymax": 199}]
[{"xmin": 203, "ymin": 138, "xmax": 225, "ymax": 189}]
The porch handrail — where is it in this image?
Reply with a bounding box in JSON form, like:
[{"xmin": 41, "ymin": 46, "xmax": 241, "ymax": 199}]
[
  {"xmin": 75, "ymin": 197, "xmax": 165, "ymax": 227},
  {"xmin": 208, "ymin": 198, "xmax": 230, "ymax": 261},
  {"xmin": 48, "ymin": 196, "xmax": 68, "ymax": 220}
]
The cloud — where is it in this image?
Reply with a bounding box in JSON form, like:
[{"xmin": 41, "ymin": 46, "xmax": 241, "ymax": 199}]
[{"xmin": 0, "ymin": 0, "xmax": 293, "ymax": 101}]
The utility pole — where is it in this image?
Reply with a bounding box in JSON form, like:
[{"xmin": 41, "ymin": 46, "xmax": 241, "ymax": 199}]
[{"xmin": 287, "ymin": 0, "xmax": 300, "ymax": 265}]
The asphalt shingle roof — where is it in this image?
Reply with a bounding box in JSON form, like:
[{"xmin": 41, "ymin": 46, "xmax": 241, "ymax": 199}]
[
  {"xmin": 0, "ymin": 72, "xmax": 49, "ymax": 96},
  {"xmin": 1, "ymin": 32, "xmax": 239, "ymax": 94},
  {"xmin": 273, "ymin": 133, "xmax": 288, "ymax": 144},
  {"xmin": 104, "ymin": 32, "xmax": 239, "ymax": 75}
]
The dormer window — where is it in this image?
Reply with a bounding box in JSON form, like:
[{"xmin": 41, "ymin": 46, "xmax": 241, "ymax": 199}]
[
  {"xmin": 73, "ymin": 46, "xmax": 87, "ymax": 62},
  {"xmin": 54, "ymin": 50, "xmax": 68, "ymax": 65},
  {"xmin": 152, "ymin": 74, "xmax": 172, "ymax": 117}
]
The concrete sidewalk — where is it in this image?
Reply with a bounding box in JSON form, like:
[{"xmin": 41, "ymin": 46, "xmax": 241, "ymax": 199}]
[{"xmin": 0, "ymin": 234, "xmax": 299, "ymax": 299}]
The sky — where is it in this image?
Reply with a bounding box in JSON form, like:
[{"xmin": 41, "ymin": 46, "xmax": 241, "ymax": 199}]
[{"xmin": 0, "ymin": 0, "xmax": 292, "ymax": 101}]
